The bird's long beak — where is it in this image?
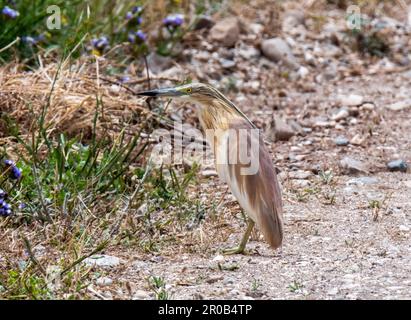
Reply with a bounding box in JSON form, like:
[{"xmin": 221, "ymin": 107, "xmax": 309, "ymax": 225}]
[{"xmin": 136, "ymin": 87, "xmax": 183, "ymax": 97}]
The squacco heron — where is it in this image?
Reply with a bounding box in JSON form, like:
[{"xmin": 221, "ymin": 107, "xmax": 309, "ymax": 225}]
[{"xmin": 137, "ymin": 83, "xmax": 283, "ymax": 254}]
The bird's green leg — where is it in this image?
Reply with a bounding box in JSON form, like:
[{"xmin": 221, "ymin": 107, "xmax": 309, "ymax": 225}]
[{"xmin": 223, "ymin": 220, "xmax": 255, "ymax": 255}]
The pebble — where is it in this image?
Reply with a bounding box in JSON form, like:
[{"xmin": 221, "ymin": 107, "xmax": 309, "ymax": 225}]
[
  {"xmin": 209, "ymin": 17, "xmax": 240, "ymax": 47},
  {"xmin": 212, "ymin": 255, "xmax": 225, "ymax": 263},
  {"xmin": 340, "ymin": 157, "xmax": 368, "ymax": 175},
  {"xmin": 338, "ymin": 94, "xmax": 364, "ymax": 106},
  {"xmin": 292, "ymin": 179, "xmax": 311, "ymax": 188},
  {"xmin": 350, "ymin": 134, "xmax": 365, "ymax": 146},
  {"xmin": 133, "ymin": 290, "xmax": 152, "ymax": 300},
  {"xmin": 361, "ymin": 103, "xmax": 375, "ymax": 111},
  {"xmin": 331, "ymin": 108, "xmax": 349, "ymax": 121},
  {"xmin": 327, "ymin": 287, "xmax": 339, "ymax": 295},
  {"xmin": 386, "ymin": 99, "xmax": 411, "ymax": 111},
  {"xmin": 261, "ymin": 37, "xmax": 299, "ymax": 69},
  {"xmin": 399, "ymin": 225, "xmax": 410, "ymax": 232},
  {"xmin": 347, "ymin": 177, "xmax": 379, "ymax": 185},
  {"xmin": 297, "ymin": 66, "xmax": 309, "ymax": 78},
  {"xmin": 220, "ymin": 58, "xmax": 236, "ymax": 69},
  {"xmin": 249, "ymin": 23, "xmax": 264, "ymax": 34},
  {"xmin": 201, "ymin": 170, "xmax": 218, "ymax": 177},
  {"xmin": 335, "ymin": 136, "xmax": 349, "ymax": 146},
  {"xmin": 96, "ymin": 277, "xmax": 113, "ymax": 287},
  {"xmin": 386, "ymin": 159, "xmax": 408, "ymax": 172},
  {"xmin": 289, "ymin": 170, "xmax": 312, "ymax": 179},
  {"xmin": 84, "ymin": 255, "xmax": 124, "ymax": 268},
  {"xmin": 314, "ymin": 120, "xmax": 336, "ymax": 128},
  {"xmin": 269, "ymin": 117, "xmax": 295, "ymax": 141},
  {"xmin": 238, "ymin": 45, "xmax": 260, "ymax": 59}
]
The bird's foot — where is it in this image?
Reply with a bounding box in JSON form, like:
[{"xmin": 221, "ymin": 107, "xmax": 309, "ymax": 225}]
[{"xmin": 222, "ymin": 246, "xmax": 245, "ymax": 255}]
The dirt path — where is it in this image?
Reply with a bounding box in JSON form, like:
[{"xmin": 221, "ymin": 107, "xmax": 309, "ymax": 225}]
[{"xmin": 95, "ymin": 71, "xmax": 411, "ymax": 300}]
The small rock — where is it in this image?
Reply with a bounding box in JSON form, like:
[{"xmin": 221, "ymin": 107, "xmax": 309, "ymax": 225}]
[
  {"xmin": 297, "ymin": 66, "xmax": 309, "ymax": 78},
  {"xmin": 399, "ymin": 225, "xmax": 410, "ymax": 232},
  {"xmin": 220, "ymin": 58, "xmax": 236, "ymax": 69},
  {"xmin": 244, "ymin": 80, "xmax": 260, "ymax": 93},
  {"xmin": 386, "ymin": 99, "xmax": 411, "ymax": 111},
  {"xmin": 340, "ymin": 157, "xmax": 368, "ymax": 175},
  {"xmin": 84, "ymin": 255, "xmax": 124, "ymax": 268},
  {"xmin": 313, "ymin": 118, "xmax": 335, "ymax": 128},
  {"xmin": 335, "ymin": 136, "xmax": 349, "ymax": 146},
  {"xmin": 194, "ymin": 15, "xmax": 215, "ymax": 30},
  {"xmin": 268, "ymin": 117, "xmax": 295, "ymax": 141},
  {"xmin": 238, "ymin": 45, "xmax": 260, "ymax": 60},
  {"xmin": 209, "ymin": 17, "xmax": 240, "ymax": 47},
  {"xmin": 338, "ymin": 94, "xmax": 364, "ymax": 106},
  {"xmin": 350, "ymin": 134, "xmax": 365, "ymax": 146},
  {"xmin": 386, "ymin": 159, "xmax": 408, "ymax": 172},
  {"xmin": 331, "ymin": 108, "xmax": 349, "ymax": 121},
  {"xmin": 261, "ymin": 37, "xmax": 299, "ymax": 69},
  {"xmin": 292, "ymin": 179, "xmax": 311, "ymax": 188},
  {"xmin": 361, "ymin": 103, "xmax": 375, "ymax": 111},
  {"xmin": 212, "ymin": 255, "xmax": 224, "ymax": 263},
  {"xmin": 289, "ymin": 170, "xmax": 312, "ymax": 180},
  {"xmin": 133, "ymin": 290, "xmax": 151, "ymax": 300},
  {"xmin": 294, "ymin": 154, "xmax": 306, "ymax": 161},
  {"xmin": 282, "ymin": 10, "xmax": 305, "ymax": 30},
  {"xmin": 249, "ymin": 23, "xmax": 264, "ymax": 34},
  {"xmin": 96, "ymin": 277, "xmax": 113, "ymax": 287},
  {"xmin": 201, "ymin": 170, "xmax": 218, "ymax": 177},
  {"xmin": 404, "ymin": 180, "xmax": 411, "ymax": 188},
  {"xmin": 327, "ymin": 287, "xmax": 339, "ymax": 295},
  {"xmin": 347, "ymin": 177, "xmax": 379, "ymax": 185}
]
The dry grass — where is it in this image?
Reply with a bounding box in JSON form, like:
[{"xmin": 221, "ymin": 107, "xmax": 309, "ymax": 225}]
[{"xmin": 0, "ymin": 56, "xmax": 241, "ymax": 299}]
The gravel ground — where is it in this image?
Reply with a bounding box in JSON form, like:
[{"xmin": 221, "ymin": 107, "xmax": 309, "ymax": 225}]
[
  {"xmin": 83, "ymin": 1, "xmax": 411, "ymax": 299},
  {"xmin": 93, "ymin": 69, "xmax": 411, "ymax": 299}
]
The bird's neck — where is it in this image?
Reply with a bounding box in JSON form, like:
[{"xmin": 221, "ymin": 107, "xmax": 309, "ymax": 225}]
[
  {"xmin": 197, "ymin": 100, "xmax": 236, "ymax": 130},
  {"xmin": 197, "ymin": 99, "xmax": 251, "ymax": 131}
]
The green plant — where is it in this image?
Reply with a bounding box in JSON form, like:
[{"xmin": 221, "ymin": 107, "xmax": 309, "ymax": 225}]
[
  {"xmin": 288, "ymin": 280, "xmax": 304, "ymax": 293},
  {"xmin": 149, "ymin": 275, "xmax": 170, "ymax": 300}
]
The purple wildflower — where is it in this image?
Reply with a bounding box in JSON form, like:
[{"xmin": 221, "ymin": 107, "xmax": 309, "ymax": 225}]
[
  {"xmin": 126, "ymin": 12, "xmax": 142, "ymax": 26},
  {"xmin": 0, "ymin": 200, "xmax": 12, "ymax": 217},
  {"xmin": 128, "ymin": 32, "xmax": 136, "ymax": 43},
  {"xmin": 91, "ymin": 36, "xmax": 110, "ymax": 51},
  {"xmin": 163, "ymin": 14, "xmax": 184, "ymax": 28},
  {"xmin": 1, "ymin": 6, "xmax": 19, "ymax": 19},
  {"xmin": 0, "ymin": 189, "xmax": 6, "ymax": 199},
  {"xmin": 10, "ymin": 166, "xmax": 22, "ymax": 180},
  {"xmin": 18, "ymin": 203, "xmax": 26, "ymax": 210},
  {"xmin": 3, "ymin": 159, "xmax": 22, "ymax": 180},
  {"xmin": 4, "ymin": 159, "xmax": 14, "ymax": 166},
  {"xmin": 120, "ymin": 76, "xmax": 130, "ymax": 83},
  {"xmin": 136, "ymin": 30, "xmax": 146, "ymax": 41},
  {"xmin": 125, "ymin": 11, "xmax": 133, "ymax": 20},
  {"xmin": 22, "ymin": 34, "xmax": 45, "ymax": 45},
  {"xmin": 131, "ymin": 6, "xmax": 142, "ymax": 14},
  {"xmin": 128, "ymin": 30, "xmax": 146, "ymax": 44},
  {"xmin": 22, "ymin": 36, "xmax": 37, "ymax": 45}
]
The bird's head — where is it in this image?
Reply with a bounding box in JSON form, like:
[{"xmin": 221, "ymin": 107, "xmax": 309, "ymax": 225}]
[
  {"xmin": 137, "ymin": 82, "xmax": 256, "ymax": 128},
  {"xmin": 136, "ymin": 82, "xmax": 220, "ymax": 104}
]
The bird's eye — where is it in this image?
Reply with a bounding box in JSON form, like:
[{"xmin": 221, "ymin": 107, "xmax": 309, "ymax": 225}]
[{"xmin": 186, "ymin": 88, "xmax": 192, "ymax": 94}]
